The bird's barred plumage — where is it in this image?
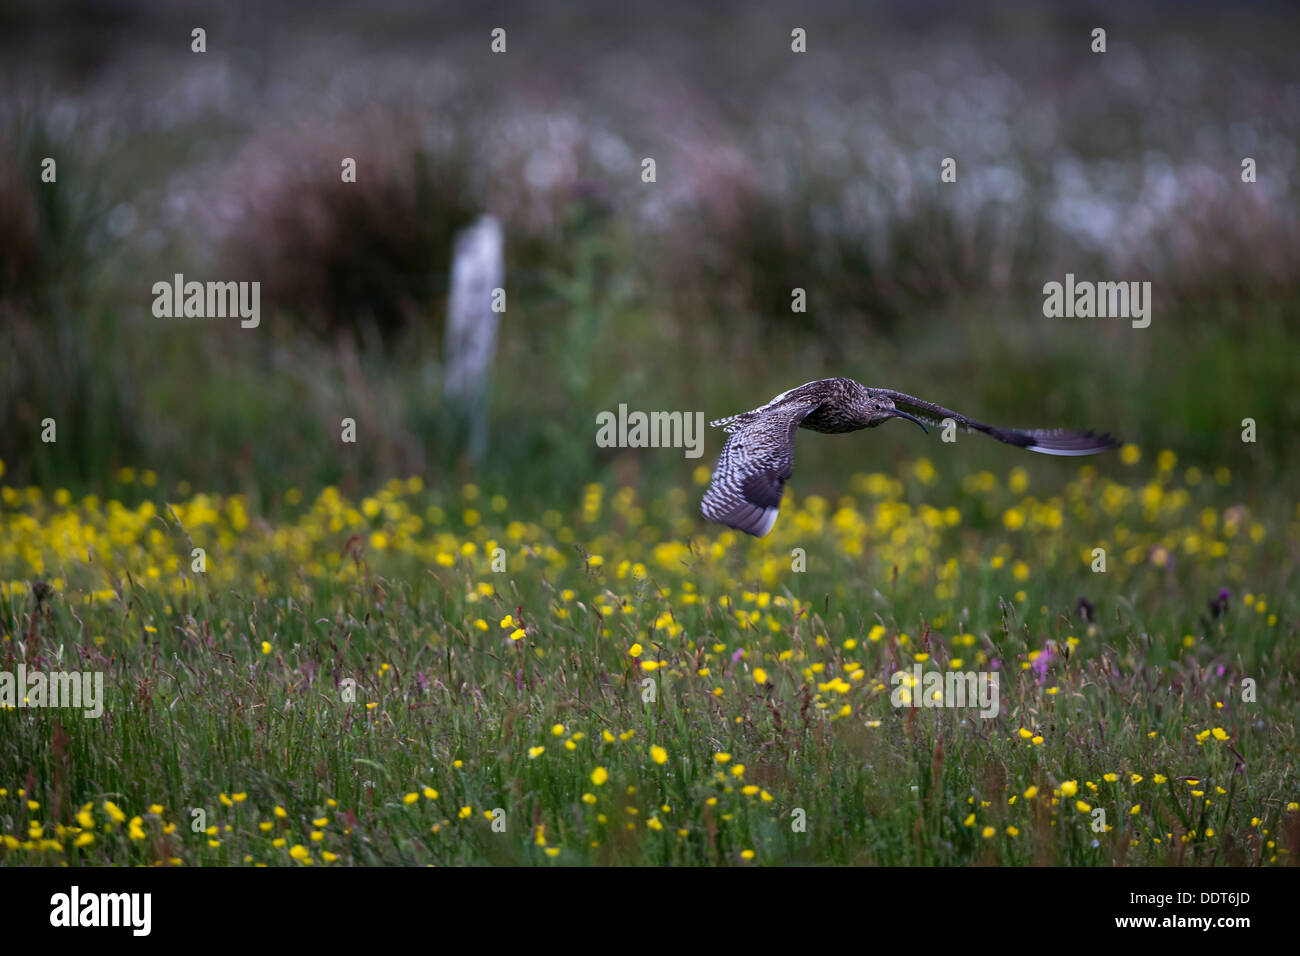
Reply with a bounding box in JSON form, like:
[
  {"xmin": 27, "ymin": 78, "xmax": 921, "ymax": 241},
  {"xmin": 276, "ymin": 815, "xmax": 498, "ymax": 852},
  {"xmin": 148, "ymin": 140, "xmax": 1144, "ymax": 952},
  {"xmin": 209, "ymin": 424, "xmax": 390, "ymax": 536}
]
[{"xmin": 701, "ymin": 377, "xmax": 1118, "ymax": 537}]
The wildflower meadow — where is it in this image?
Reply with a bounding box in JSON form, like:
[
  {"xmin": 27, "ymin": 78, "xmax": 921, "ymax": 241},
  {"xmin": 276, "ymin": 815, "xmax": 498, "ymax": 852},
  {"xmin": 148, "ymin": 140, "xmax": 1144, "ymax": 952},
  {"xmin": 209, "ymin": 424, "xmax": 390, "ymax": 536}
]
[{"xmin": 3, "ymin": 448, "xmax": 1295, "ymax": 866}]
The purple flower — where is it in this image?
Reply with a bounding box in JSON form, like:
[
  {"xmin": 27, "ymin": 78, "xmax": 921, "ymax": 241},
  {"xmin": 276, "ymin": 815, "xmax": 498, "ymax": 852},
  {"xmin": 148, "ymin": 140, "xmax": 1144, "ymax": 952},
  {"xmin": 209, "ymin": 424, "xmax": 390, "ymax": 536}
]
[{"xmin": 1031, "ymin": 646, "xmax": 1055, "ymax": 683}]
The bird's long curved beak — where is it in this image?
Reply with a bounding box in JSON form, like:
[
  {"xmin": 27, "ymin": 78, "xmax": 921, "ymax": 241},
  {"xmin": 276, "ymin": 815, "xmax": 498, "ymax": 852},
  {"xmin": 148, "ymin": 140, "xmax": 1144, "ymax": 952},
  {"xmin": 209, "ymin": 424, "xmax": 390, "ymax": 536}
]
[{"xmin": 890, "ymin": 409, "xmax": 929, "ymax": 433}]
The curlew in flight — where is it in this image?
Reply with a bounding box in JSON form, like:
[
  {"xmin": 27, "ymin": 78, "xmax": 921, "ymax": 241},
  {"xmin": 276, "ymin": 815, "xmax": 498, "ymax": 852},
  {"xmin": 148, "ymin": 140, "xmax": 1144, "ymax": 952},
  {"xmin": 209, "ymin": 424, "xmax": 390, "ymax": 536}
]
[{"xmin": 701, "ymin": 377, "xmax": 1117, "ymax": 537}]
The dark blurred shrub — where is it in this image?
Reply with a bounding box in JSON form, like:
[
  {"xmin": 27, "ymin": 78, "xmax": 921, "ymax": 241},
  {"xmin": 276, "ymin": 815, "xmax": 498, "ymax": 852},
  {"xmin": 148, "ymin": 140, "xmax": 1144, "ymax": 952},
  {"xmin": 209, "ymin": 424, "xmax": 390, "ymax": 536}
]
[
  {"xmin": 0, "ymin": 113, "xmax": 140, "ymax": 486},
  {"xmin": 675, "ymin": 172, "xmax": 1047, "ymax": 345},
  {"xmin": 222, "ymin": 137, "xmax": 477, "ymax": 345},
  {"xmin": 0, "ymin": 113, "xmax": 105, "ymax": 314}
]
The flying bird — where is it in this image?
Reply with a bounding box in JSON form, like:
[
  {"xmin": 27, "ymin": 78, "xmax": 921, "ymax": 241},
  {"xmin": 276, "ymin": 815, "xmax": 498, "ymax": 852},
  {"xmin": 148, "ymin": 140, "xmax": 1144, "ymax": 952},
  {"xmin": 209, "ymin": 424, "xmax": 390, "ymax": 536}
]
[{"xmin": 701, "ymin": 377, "xmax": 1118, "ymax": 537}]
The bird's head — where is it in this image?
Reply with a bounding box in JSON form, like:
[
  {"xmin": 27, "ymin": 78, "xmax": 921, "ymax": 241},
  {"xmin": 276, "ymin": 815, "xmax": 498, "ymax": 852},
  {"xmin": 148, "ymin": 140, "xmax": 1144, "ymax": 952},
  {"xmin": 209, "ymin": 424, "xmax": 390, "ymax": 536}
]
[{"xmin": 864, "ymin": 393, "xmax": 929, "ymax": 433}]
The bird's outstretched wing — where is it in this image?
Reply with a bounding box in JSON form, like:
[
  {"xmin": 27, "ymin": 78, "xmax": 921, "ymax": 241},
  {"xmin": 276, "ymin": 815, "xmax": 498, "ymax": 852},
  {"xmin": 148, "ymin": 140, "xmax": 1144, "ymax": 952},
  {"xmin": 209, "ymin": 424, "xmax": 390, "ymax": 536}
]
[
  {"xmin": 701, "ymin": 399, "xmax": 821, "ymax": 536},
  {"xmin": 872, "ymin": 388, "xmax": 1119, "ymax": 456}
]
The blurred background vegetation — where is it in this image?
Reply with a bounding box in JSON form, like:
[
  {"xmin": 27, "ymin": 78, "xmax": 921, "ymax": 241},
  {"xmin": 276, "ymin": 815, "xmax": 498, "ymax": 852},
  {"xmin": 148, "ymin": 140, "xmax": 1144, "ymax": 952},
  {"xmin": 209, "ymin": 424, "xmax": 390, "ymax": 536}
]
[{"xmin": 1, "ymin": 0, "xmax": 1297, "ymax": 514}]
